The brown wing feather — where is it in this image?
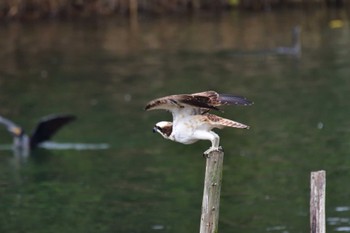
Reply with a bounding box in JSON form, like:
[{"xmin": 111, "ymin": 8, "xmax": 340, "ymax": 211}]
[
  {"xmin": 145, "ymin": 91, "xmax": 253, "ymax": 111},
  {"xmin": 177, "ymin": 91, "xmax": 220, "ymax": 110},
  {"xmin": 189, "ymin": 91, "xmax": 253, "ymax": 107},
  {"xmin": 206, "ymin": 114, "xmax": 249, "ymax": 129},
  {"xmin": 145, "ymin": 97, "xmax": 172, "ymax": 111},
  {"xmin": 145, "ymin": 91, "xmax": 218, "ymax": 111}
]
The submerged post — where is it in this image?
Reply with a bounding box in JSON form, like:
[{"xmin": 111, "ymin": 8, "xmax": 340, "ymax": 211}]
[
  {"xmin": 200, "ymin": 150, "xmax": 224, "ymax": 233},
  {"xmin": 310, "ymin": 170, "xmax": 326, "ymax": 233}
]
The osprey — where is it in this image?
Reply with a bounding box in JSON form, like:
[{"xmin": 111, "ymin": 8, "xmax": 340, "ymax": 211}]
[{"xmin": 145, "ymin": 91, "xmax": 253, "ymax": 155}]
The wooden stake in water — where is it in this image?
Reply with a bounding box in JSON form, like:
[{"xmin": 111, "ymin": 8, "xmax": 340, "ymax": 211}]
[
  {"xmin": 310, "ymin": 170, "xmax": 326, "ymax": 233},
  {"xmin": 200, "ymin": 149, "xmax": 224, "ymax": 233}
]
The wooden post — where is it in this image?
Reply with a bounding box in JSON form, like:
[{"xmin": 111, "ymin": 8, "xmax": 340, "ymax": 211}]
[
  {"xmin": 200, "ymin": 150, "xmax": 224, "ymax": 233},
  {"xmin": 310, "ymin": 170, "xmax": 326, "ymax": 233}
]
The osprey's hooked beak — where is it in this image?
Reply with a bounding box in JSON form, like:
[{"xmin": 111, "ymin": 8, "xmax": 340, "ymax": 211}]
[{"xmin": 153, "ymin": 126, "xmax": 160, "ymax": 133}]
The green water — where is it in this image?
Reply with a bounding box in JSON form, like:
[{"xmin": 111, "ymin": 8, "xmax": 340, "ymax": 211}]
[{"xmin": 1, "ymin": 9, "xmax": 350, "ymax": 233}]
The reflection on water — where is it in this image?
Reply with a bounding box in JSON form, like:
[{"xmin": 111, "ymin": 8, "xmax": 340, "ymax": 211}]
[
  {"xmin": 336, "ymin": 206, "xmax": 350, "ymax": 212},
  {"xmin": 266, "ymin": 225, "xmax": 288, "ymax": 232},
  {"xmin": 328, "ymin": 206, "xmax": 350, "ymax": 232},
  {"xmin": 0, "ymin": 8, "xmax": 350, "ymax": 233},
  {"xmin": 0, "ymin": 142, "xmax": 109, "ymax": 163},
  {"xmin": 0, "ymin": 142, "xmax": 110, "ymax": 152},
  {"xmin": 0, "ymin": 144, "xmax": 12, "ymax": 150},
  {"xmin": 40, "ymin": 142, "xmax": 110, "ymax": 150},
  {"xmin": 329, "ymin": 217, "xmax": 350, "ymax": 225},
  {"xmin": 336, "ymin": 227, "xmax": 350, "ymax": 232},
  {"xmin": 329, "ymin": 219, "xmax": 350, "ymax": 232}
]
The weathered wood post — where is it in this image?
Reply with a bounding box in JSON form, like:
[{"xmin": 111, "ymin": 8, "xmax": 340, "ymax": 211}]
[
  {"xmin": 310, "ymin": 170, "xmax": 326, "ymax": 233},
  {"xmin": 200, "ymin": 150, "xmax": 224, "ymax": 233}
]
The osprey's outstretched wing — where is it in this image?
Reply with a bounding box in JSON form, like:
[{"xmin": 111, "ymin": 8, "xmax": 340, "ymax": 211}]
[
  {"xmin": 0, "ymin": 115, "xmax": 24, "ymax": 137},
  {"xmin": 145, "ymin": 91, "xmax": 253, "ymax": 112},
  {"xmin": 30, "ymin": 114, "xmax": 76, "ymax": 148}
]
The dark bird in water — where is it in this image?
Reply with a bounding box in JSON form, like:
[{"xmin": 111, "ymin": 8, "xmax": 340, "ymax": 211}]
[
  {"xmin": 273, "ymin": 26, "xmax": 301, "ymax": 56},
  {"xmin": 0, "ymin": 114, "xmax": 76, "ymax": 155}
]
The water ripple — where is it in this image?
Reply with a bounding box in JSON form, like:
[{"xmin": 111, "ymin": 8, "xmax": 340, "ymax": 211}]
[
  {"xmin": 336, "ymin": 206, "xmax": 350, "ymax": 212},
  {"xmin": 40, "ymin": 142, "xmax": 110, "ymax": 150},
  {"xmin": 335, "ymin": 226, "xmax": 350, "ymax": 232}
]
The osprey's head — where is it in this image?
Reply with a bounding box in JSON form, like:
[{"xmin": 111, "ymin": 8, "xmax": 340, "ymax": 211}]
[{"xmin": 153, "ymin": 121, "xmax": 173, "ymax": 139}]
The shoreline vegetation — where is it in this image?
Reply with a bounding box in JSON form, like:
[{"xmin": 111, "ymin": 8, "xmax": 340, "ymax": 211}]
[{"xmin": 0, "ymin": 0, "xmax": 347, "ymax": 20}]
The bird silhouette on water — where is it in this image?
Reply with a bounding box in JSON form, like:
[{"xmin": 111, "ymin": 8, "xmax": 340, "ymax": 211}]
[{"xmin": 0, "ymin": 114, "xmax": 76, "ymax": 156}]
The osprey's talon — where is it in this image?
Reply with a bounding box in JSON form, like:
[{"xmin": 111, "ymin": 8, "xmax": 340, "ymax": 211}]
[
  {"xmin": 203, "ymin": 148, "xmax": 212, "ymax": 158},
  {"xmin": 203, "ymin": 146, "xmax": 224, "ymax": 158},
  {"xmin": 203, "ymin": 147, "xmax": 220, "ymax": 158}
]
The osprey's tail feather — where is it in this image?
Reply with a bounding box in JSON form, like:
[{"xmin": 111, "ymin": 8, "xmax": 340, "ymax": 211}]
[
  {"xmin": 206, "ymin": 114, "xmax": 250, "ymax": 129},
  {"xmin": 218, "ymin": 118, "xmax": 249, "ymax": 129}
]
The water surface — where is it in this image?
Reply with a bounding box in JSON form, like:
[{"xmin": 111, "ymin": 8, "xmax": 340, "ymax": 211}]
[{"xmin": 0, "ymin": 9, "xmax": 350, "ymax": 233}]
